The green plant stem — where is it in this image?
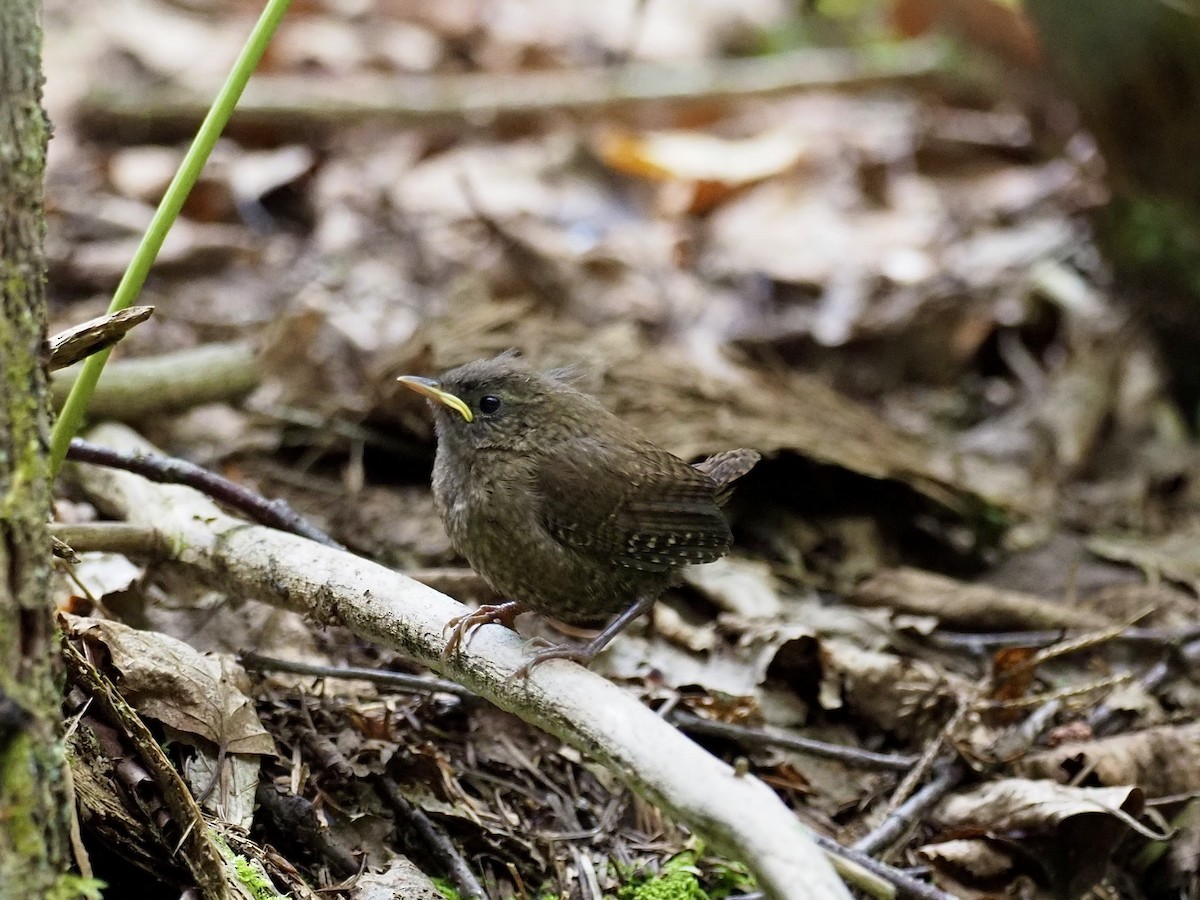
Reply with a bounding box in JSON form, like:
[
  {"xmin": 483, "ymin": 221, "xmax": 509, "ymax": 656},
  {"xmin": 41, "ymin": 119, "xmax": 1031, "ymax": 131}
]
[{"xmin": 48, "ymin": 0, "xmax": 292, "ymax": 473}]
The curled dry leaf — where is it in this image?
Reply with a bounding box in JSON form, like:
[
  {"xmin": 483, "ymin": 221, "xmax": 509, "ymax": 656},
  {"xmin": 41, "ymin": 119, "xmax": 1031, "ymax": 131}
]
[
  {"xmin": 64, "ymin": 615, "xmax": 274, "ymax": 826},
  {"xmin": 46, "ymin": 306, "xmax": 154, "ymax": 371},
  {"xmin": 54, "ymin": 551, "xmax": 144, "ymax": 611},
  {"xmin": 918, "ymin": 836, "xmax": 1024, "ymax": 882},
  {"xmin": 817, "ymin": 638, "xmax": 968, "ymax": 740},
  {"xmin": 928, "ymin": 778, "xmax": 1143, "ymax": 898},
  {"xmin": 1018, "ymin": 721, "xmax": 1200, "ymax": 798}
]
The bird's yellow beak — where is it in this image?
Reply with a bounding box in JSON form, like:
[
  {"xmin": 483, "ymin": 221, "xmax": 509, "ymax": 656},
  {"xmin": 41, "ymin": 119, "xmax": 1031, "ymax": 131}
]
[{"xmin": 397, "ymin": 376, "xmax": 474, "ymax": 423}]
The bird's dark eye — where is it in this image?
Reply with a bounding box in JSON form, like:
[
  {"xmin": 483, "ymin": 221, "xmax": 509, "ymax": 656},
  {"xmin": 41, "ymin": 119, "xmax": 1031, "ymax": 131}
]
[{"xmin": 478, "ymin": 395, "xmax": 502, "ymax": 415}]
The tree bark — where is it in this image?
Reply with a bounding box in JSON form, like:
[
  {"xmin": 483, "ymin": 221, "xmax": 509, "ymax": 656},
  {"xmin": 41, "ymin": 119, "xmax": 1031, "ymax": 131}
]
[
  {"xmin": 1023, "ymin": 0, "xmax": 1200, "ymax": 413},
  {"xmin": 0, "ymin": 0, "xmax": 73, "ymax": 894}
]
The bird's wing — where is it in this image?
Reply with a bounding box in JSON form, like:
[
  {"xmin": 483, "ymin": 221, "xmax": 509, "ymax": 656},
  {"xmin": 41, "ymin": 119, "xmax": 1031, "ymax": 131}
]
[{"xmin": 536, "ymin": 437, "xmax": 732, "ymax": 572}]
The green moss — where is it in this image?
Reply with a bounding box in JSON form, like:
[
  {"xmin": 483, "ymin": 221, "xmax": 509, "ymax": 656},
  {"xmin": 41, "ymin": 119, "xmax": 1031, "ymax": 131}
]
[
  {"xmin": 609, "ymin": 849, "xmax": 757, "ymax": 900},
  {"xmin": 616, "ymin": 867, "xmax": 705, "ymax": 900},
  {"xmin": 45, "ymin": 874, "xmax": 106, "ymax": 900},
  {"xmin": 433, "ymin": 877, "xmax": 462, "ymax": 900},
  {"xmin": 613, "ymin": 851, "xmax": 705, "ymax": 900},
  {"xmin": 231, "ymin": 854, "xmax": 282, "ymax": 900},
  {"xmin": 0, "ymin": 733, "xmax": 46, "ymax": 858},
  {"xmin": 705, "ymin": 858, "xmax": 756, "ymax": 899},
  {"xmin": 212, "ymin": 834, "xmax": 283, "ymax": 900}
]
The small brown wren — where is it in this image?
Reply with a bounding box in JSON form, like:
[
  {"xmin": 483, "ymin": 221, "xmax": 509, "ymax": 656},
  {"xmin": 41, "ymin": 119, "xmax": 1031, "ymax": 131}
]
[{"xmin": 398, "ymin": 354, "xmax": 759, "ymax": 676}]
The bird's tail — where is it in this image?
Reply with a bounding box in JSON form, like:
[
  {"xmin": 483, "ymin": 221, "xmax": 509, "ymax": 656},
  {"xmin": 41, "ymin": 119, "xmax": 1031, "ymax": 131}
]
[{"xmin": 693, "ymin": 448, "xmax": 760, "ymax": 504}]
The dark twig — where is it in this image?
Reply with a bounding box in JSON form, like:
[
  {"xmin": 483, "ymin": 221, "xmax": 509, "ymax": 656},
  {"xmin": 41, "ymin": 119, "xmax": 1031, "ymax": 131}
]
[
  {"xmin": 668, "ymin": 709, "xmax": 918, "ymax": 772},
  {"xmin": 254, "ymin": 783, "xmax": 360, "ymax": 879},
  {"xmin": 239, "ymin": 652, "xmax": 475, "ymax": 699},
  {"xmin": 852, "ymin": 763, "xmax": 964, "ymax": 857},
  {"xmin": 243, "ymin": 654, "xmax": 914, "ymax": 772},
  {"xmin": 373, "ymin": 776, "xmax": 488, "ymax": 900},
  {"xmin": 289, "ymin": 692, "xmax": 486, "ymax": 899},
  {"xmin": 811, "ymin": 832, "xmax": 958, "ymax": 900},
  {"xmin": 67, "ymin": 438, "xmax": 342, "ymax": 549}
]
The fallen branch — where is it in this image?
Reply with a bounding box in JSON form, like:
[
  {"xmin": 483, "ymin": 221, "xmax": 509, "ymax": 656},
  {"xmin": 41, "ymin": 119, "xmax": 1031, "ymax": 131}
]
[
  {"xmin": 850, "ymin": 567, "xmax": 1114, "ymax": 631},
  {"xmin": 77, "ymin": 43, "xmax": 947, "ymax": 140},
  {"xmin": 71, "ymin": 422, "xmax": 856, "ymax": 900},
  {"xmin": 65, "ymin": 438, "xmax": 339, "ymax": 548},
  {"xmin": 853, "ymin": 763, "xmax": 964, "ymax": 857},
  {"xmin": 51, "ymin": 341, "xmax": 259, "ymax": 420}
]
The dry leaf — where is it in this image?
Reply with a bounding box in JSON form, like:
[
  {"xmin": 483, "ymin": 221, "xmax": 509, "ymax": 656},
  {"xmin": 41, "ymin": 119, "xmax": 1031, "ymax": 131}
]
[
  {"xmin": 930, "ymin": 778, "xmax": 1142, "ymax": 897},
  {"xmin": 593, "ymin": 126, "xmax": 807, "ymax": 214},
  {"xmin": 67, "ymin": 616, "xmax": 275, "ymax": 757}
]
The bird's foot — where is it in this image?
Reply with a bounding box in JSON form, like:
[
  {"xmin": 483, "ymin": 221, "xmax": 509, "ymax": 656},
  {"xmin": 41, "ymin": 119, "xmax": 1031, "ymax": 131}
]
[
  {"xmin": 514, "ymin": 595, "xmax": 658, "ymax": 678},
  {"xmin": 513, "ymin": 643, "xmax": 601, "ymax": 679},
  {"xmin": 442, "ymin": 601, "xmax": 525, "ymax": 659}
]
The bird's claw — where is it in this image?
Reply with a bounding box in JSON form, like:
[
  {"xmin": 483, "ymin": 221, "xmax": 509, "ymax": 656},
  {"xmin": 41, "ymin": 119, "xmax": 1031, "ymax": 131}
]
[
  {"xmin": 442, "ymin": 601, "xmax": 524, "ymax": 660},
  {"xmin": 513, "ymin": 644, "xmax": 598, "ymax": 679}
]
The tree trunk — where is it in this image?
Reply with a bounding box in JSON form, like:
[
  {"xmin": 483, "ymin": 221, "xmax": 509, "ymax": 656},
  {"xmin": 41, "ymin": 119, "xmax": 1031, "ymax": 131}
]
[
  {"xmin": 1023, "ymin": 0, "xmax": 1200, "ymax": 414},
  {"xmin": 0, "ymin": 0, "xmax": 73, "ymax": 894}
]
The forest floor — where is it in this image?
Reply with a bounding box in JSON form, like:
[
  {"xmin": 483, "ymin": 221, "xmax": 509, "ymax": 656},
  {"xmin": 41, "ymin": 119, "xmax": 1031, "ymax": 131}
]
[{"xmin": 42, "ymin": 1, "xmax": 1200, "ymax": 898}]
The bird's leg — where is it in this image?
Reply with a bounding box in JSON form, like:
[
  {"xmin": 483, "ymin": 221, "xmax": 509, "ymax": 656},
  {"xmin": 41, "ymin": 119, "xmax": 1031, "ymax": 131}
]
[
  {"xmin": 514, "ymin": 595, "xmax": 656, "ymax": 678},
  {"xmin": 443, "ymin": 601, "xmax": 526, "ymax": 659}
]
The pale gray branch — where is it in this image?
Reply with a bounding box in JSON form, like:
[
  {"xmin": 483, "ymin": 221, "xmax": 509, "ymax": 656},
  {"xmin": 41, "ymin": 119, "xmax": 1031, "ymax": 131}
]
[{"xmin": 72, "ymin": 422, "xmax": 855, "ymax": 900}]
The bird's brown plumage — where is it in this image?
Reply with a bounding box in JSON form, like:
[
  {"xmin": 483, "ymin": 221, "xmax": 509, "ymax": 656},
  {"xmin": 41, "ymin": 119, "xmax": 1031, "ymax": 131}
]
[{"xmin": 401, "ymin": 355, "xmax": 758, "ymax": 664}]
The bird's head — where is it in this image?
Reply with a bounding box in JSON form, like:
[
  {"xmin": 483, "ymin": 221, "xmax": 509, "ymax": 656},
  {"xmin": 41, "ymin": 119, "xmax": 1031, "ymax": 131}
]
[{"xmin": 398, "ymin": 354, "xmax": 592, "ymax": 455}]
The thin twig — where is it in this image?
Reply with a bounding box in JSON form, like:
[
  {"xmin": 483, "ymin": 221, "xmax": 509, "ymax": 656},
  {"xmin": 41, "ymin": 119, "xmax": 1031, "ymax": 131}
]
[
  {"xmin": 982, "ymin": 673, "xmax": 1133, "ymax": 711},
  {"xmin": 668, "ymin": 709, "xmax": 918, "ymax": 772},
  {"xmin": 241, "ymin": 653, "xmax": 914, "ymax": 770},
  {"xmin": 239, "ymin": 652, "xmax": 475, "ymax": 699},
  {"xmin": 811, "ymin": 832, "xmax": 958, "ymax": 900},
  {"xmin": 852, "ymin": 763, "xmax": 964, "ymax": 857},
  {"xmin": 372, "ymin": 778, "xmax": 488, "ymax": 900},
  {"xmin": 66, "ymin": 438, "xmax": 342, "ymax": 549},
  {"xmin": 928, "ymin": 624, "xmax": 1200, "ymax": 654},
  {"xmin": 293, "ymin": 707, "xmax": 488, "ymax": 900}
]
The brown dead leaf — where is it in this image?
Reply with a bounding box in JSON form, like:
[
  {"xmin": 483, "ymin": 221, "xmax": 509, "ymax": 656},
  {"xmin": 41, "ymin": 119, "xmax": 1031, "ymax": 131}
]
[
  {"xmin": 987, "ymin": 646, "xmax": 1039, "ymax": 725},
  {"xmin": 929, "ymin": 778, "xmax": 1142, "ymax": 897},
  {"xmin": 1018, "ymin": 721, "xmax": 1200, "ymax": 798},
  {"xmin": 66, "ymin": 615, "xmax": 275, "ymax": 757},
  {"xmin": 817, "ymin": 638, "xmax": 967, "ymax": 740}
]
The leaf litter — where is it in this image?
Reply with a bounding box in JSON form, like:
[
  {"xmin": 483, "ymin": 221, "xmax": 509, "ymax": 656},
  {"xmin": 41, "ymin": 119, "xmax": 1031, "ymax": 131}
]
[{"xmin": 42, "ymin": 0, "xmax": 1200, "ymax": 896}]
